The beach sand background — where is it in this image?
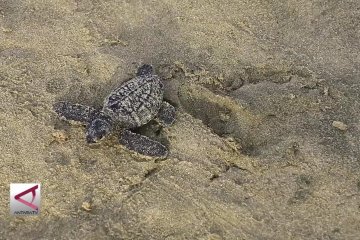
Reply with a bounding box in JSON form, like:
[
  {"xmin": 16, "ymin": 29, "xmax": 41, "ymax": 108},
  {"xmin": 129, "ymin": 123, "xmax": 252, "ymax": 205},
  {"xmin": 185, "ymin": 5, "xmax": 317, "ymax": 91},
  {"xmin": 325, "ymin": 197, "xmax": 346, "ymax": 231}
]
[{"xmin": 0, "ymin": 0, "xmax": 359, "ymax": 239}]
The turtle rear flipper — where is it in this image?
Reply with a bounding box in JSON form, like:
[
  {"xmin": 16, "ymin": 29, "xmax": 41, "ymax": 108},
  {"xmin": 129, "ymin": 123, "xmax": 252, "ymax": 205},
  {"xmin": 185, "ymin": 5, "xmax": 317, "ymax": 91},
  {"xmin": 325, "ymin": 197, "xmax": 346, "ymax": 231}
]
[
  {"xmin": 119, "ymin": 129, "xmax": 168, "ymax": 158},
  {"xmin": 53, "ymin": 101, "xmax": 98, "ymax": 123},
  {"xmin": 136, "ymin": 64, "xmax": 154, "ymax": 76},
  {"xmin": 156, "ymin": 101, "xmax": 176, "ymax": 126}
]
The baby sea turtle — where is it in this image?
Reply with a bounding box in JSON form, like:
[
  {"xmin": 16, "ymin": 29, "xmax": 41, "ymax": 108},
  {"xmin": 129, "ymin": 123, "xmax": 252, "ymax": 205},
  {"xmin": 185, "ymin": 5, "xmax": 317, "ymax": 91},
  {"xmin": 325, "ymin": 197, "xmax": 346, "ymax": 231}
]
[{"xmin": 53, "ymin": 64, "xmax": 175, "ymax": 158}]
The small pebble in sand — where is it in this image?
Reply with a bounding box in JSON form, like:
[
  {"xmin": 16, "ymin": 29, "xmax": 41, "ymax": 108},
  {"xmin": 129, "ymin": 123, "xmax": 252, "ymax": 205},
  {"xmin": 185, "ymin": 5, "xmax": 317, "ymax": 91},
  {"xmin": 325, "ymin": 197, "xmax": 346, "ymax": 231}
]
[
  {"xmin": 289, "ymin": 93, "xmax": 296, "ymax": 99},
  {"xmin": 81, "ymin": 202, "xmax": 92, "ymax": 211},
  {"xmin": 323, "ymin": 86, "xmax": 329, "ymax": 96},
  {"xmin": 332, "ymin": 121, "xmax": 348, "ymax": 131},
  {"xmin": 52, "ymin": 131, "xmax": 69, "ymax": 143}
]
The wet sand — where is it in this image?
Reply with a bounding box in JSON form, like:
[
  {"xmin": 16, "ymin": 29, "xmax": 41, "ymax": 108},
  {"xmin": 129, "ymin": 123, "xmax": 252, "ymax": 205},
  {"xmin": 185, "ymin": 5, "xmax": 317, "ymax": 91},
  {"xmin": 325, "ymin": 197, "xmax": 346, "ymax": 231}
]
[{"xmin": 0, "ymin": 0, "xmax": 359, "ymax": 239}]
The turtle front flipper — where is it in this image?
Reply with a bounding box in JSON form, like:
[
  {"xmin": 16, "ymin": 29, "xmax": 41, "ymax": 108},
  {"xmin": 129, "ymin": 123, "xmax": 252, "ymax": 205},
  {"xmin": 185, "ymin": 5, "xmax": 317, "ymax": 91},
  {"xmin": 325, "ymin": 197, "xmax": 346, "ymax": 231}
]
[
  {"xmin": 156, "ymin": 101, "xmax": 176, "ymax": 126},
  {"xmin": 119, "ymin": 129, "xmax": 168, "ymax": 158},
  {"xmin": 53, "ymin": 101, "xmax": 98, "ymax": 124}
]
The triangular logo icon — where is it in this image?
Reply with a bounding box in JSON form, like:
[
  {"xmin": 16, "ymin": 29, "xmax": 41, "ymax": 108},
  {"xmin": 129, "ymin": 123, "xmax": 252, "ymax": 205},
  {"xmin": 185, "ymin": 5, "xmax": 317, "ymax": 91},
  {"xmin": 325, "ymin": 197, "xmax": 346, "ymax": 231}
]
[{"xmin": 14, "ymin": 185, "xmax": 39, "ymax": 210}]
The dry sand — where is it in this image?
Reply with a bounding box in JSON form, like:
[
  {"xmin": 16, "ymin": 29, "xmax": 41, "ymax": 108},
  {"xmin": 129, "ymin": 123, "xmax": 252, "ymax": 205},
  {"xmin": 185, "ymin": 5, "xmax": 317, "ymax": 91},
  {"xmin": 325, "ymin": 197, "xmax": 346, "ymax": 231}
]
[{"xmin": 0, "ymin": 0, "xmax": 359, "ymax": 239}]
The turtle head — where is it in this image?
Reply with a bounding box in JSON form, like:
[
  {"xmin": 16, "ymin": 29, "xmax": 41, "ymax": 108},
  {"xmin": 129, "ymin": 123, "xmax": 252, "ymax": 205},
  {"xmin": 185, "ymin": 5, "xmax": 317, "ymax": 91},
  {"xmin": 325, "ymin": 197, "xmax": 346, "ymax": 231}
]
[
  {"xmin": 86, "ymin": 117, "xmax": 112, "ymax": 143},
  {"xmin": 136, "ymin": 64, "xmax": 154, "ymax": 76}
]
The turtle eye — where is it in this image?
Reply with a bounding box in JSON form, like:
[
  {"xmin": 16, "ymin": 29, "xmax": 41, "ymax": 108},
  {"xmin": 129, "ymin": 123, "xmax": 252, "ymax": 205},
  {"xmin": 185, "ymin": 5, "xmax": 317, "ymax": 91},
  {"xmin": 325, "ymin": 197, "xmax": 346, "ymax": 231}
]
[{"xmin": 97, "ymin": 130, "xmax": 107, "ymax": 139}]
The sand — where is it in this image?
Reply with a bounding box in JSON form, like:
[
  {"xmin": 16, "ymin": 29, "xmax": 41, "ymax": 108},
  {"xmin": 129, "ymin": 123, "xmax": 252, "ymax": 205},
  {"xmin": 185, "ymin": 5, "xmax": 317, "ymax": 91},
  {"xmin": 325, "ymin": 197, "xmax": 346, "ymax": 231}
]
[{"xmin": 0, "ymin": 0, "xmax": 359, "ymax": 239}]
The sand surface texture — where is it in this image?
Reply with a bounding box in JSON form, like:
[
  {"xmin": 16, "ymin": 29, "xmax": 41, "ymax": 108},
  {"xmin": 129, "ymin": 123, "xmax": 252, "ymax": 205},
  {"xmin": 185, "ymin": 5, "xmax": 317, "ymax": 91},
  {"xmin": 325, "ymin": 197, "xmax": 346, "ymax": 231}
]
[{"xmin": 0, "ymin": 0, "xmax": 359, "ymax": 239}]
